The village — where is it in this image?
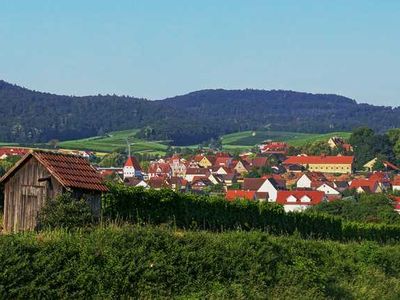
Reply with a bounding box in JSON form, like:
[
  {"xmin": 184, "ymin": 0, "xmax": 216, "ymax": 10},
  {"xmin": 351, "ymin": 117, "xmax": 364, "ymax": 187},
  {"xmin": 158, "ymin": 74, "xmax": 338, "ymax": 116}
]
[
  {"xmin": 96, "ymin": 136, "xmax": 400, "ymax": 212},
  {"xmin": 2, "ymin": 134, "xmax": 398, "ymax": 217}
]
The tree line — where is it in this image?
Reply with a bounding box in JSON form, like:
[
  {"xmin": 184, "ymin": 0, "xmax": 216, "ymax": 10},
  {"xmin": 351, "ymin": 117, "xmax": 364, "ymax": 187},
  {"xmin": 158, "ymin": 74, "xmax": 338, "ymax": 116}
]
[{"xmin": 2, "ymin": 80, "xmax": 400, "ymax": 145}]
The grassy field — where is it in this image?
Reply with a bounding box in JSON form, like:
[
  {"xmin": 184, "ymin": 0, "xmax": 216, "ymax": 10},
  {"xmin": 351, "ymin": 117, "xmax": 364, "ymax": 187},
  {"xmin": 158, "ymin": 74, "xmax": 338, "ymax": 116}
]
[
  {"xmin": 59, "ymin": 129, "xmax": 169, "ymax": 155},
  {"xmin": 221, "ymin": 130, "xmax": 351, "ymax": 149},
  {"xmin": 10, "ymin": 129, "xmax": 351, "ymax": 155}
]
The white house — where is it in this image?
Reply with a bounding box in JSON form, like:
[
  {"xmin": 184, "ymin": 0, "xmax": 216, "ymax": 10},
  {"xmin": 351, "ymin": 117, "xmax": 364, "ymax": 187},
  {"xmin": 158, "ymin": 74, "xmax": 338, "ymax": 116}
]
[
  {"xmin": 296, "ymin": 172, "xmax": 326, "ymax": 189},
  {"xmin": 123, "ymin": 156, "xmax": 142, "ymax": 179},
  {"xmin": 276, "ymin": 190, "xmax": 326, "ymax": 212},
  {"xmin": 316, "ymin": 183, "xmax": 340, "ymax": 196},
  {"xmin": 257, "ymin": 178, "xmax": 280, "ymax": 202}
]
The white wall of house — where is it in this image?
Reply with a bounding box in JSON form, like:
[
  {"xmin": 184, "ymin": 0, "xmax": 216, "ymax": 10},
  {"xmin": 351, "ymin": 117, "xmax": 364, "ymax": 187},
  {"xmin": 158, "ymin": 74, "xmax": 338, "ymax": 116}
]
[
  {"xmin": 215, "ymin": 167, "xmax": 228, "ymax": 175},
  {"xmin": 258, "ymin": 179, "xmax": 278, "ymax": 202},
  {"xmin": 317, "ymin": 184, "xmax": 340, "ymax": 195},
  {"xmin": 283, "ymin": 205, "xmax": 310, "ymax": 212},
  {"xmin": 135, "ymin": 180, "xmax": 149, "ymax": 188},
  {"xmin": 393, "ymin": 185, "xmax": 400, "ymax": 192},
  {"xmin": 184, "ymin": 173, "xmax": 206, "ymax": 182},
  {"xmin": 296, "ymin": 175, "xmax": 312, "ymax": 188},
  {"xmin": 208, "ymin": 174, "xmax": 219, "ymax": 185},
  {"xmin": 124, "ymin": 166, "xmax": 139, "ymax": 179}
]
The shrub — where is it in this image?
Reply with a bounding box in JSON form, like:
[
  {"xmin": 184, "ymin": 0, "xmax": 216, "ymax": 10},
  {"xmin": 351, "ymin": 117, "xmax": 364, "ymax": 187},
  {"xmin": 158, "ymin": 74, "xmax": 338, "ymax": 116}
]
[
  {"xmin": 102, "ymin": 184, "xmax": 342, "ymax": 239},
  {"xmin": 37, "ymin": 193, "xmax": 94, "ymax": 230},
  {"xmin": 1, "ymin": 226, "xmax": 400, "ymax": 298},
  {"xmin": 102, "ymin": 184, "xmax": 400, "ymax": 243}
]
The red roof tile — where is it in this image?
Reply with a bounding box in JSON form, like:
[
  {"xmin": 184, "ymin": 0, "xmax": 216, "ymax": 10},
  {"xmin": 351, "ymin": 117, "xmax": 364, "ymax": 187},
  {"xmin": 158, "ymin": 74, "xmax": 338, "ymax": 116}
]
[
  {"xmin": 124, "ymin": 156, "xmax": 142, "ymax": 170},
  {"xmin": 276, "ymin": 190, "xmax": 325, "ymax": 205},
  {"xmin": 1, "ymin": 151, "xmax": 108, "ymax": 192},
  {"xmin": 226, "ymin": 190, "xmax": 255, "ymax": 201},
  {"xmin": 242, "ymin": 178, "xmax": 265, "ymax": 191},
  {"xmin": 148, "ymin": 163, "xmax": 171, "ymax": 174},
  {"xmin": 349, "ymin": 178, "xmax": 378, "ymax": 192}
]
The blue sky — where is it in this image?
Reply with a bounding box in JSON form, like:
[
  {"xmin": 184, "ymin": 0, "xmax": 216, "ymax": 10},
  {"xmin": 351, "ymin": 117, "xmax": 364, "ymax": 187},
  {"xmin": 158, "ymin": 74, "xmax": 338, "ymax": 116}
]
[{"xmin": 0, "ymin": 1, "xmax": 399, "ymax": 105}]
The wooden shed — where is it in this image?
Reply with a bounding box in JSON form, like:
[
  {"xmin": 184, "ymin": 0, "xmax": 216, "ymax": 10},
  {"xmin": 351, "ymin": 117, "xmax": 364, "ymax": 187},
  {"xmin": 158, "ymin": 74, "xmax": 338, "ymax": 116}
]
[{"xmin": 0, "ymin": 150, "xmax": 108, "ymax": 232}]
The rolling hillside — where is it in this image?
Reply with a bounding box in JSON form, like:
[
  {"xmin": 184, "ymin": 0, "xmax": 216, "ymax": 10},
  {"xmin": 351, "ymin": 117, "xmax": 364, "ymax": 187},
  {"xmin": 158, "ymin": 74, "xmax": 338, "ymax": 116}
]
[
  {"xmin": 59, "ymin": 129, "xmax": 169, "ymax": 155},
  {"xmin": 1, "ymin": 80, "xmax": 400, "ymax": 145},
  {"xmin": 221, "ymin": 130, "xmax": 351, "ymax": 148},
  {"xmin": 56, "ymin": 129, "xmax": 350, "ymax": 153}
]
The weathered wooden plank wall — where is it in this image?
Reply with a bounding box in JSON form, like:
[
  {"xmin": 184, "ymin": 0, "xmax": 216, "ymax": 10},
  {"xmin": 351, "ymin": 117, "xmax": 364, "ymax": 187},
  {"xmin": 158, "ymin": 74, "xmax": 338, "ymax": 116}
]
[{"xmin": 3, "ymin": 157, "xmax": 63, "ymax": 232}]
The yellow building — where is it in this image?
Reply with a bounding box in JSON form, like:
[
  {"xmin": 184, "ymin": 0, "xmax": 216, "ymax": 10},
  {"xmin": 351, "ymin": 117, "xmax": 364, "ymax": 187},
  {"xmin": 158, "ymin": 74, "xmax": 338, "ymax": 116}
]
[{"xmin": 283, "ymin": 155, "xmax": 354, "ymax": 174}]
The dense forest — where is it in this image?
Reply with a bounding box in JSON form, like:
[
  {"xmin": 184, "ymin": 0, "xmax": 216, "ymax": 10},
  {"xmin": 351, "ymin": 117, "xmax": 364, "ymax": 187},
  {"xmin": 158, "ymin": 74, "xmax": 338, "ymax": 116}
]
[{"xmin": 1, "ymin": 80, "xmax": 400, "ymax": 145}]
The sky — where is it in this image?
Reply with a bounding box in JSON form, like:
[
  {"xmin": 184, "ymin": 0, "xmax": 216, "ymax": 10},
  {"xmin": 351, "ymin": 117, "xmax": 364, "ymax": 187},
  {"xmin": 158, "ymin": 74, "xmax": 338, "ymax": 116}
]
[{"xmin": 0, "ymin": 0, "xmax": 399, "ymax": 106}]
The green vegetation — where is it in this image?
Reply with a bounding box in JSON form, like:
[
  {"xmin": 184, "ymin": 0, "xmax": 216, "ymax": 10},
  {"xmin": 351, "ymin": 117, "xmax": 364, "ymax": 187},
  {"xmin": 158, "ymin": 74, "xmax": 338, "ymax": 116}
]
[
  {"xmin": 103, "ymin": 185, "xmax": 400, "ymax": 243},
  {"xmin": 59, "ymin": 129, "xmax": 169, "ymax": 154},
  {"xmin": 221, "ymin": 130, "xmax": 351, "ymax": 148},
  {"xmin": 4, "ymin": 188, "xmax": 400, "ymax": 298},
  {"xmin": 2, "ymin": 80, "xmax": 400, "ymax": 145},
  {"xmin": 350, "ymin": 127, "xmax": 397, "ymax": 168},
  {"xmin": 308, "ymin": 193, "xmax": 400, "ymax": 224},
  {"xmin": 2, "ymin": 225, "xmax": 400, "ymax": 298},
  {"xmin": 56, "ymin": 128, "xmax": 351, "ymax": 155},
  {"xmin": 37, "ymin": 193, "xmax": 95, "ymax": 230}
]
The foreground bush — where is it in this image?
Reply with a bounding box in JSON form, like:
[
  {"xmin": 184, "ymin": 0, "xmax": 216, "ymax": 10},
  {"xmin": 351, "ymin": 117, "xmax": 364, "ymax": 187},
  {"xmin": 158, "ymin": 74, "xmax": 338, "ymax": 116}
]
[
  {"xmin": 37, "ymin": 193, "xmax": 94, "ymax": 230},
  {"xmin": 102, "ymin": 184, "xmax": 342, "ymax": 240},
  {"xmin": 1, "ymin": 225, "xmax": 400, "ymax": 299},
  {"xmin": 307, "ymin": 193, "xmax": 400, "ymax": 224},
  {"xmin": 102, "ymin": 184, "xmax": 400, "ymax": 243}
]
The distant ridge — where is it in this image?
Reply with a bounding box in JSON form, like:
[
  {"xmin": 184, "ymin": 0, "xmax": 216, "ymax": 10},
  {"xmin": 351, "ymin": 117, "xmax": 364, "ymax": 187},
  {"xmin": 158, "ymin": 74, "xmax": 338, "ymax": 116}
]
[{"xmin": 0, "ymin": 80, "xmax": 398, "ymax": 145}]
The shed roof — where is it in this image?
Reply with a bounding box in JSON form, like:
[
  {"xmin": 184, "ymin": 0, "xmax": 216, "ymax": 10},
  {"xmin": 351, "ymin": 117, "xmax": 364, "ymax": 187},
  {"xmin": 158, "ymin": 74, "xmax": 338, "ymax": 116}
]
[{"xmin": 0, "ymin": 150, "xmax": 108, "ymax": 192}]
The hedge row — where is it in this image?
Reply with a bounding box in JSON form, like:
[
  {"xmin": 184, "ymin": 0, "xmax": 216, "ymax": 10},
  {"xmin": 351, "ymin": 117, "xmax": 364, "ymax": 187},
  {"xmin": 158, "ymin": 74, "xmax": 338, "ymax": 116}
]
[
  {"xmin": 102, "ymin": 184, "xmax": 343, "ymax": 239},
  {"xmin": 102, "ymin": 184, "xmax": 400, "ymax": 243},
  {"xmin": 2, "ymin": 226, "xmax": 400, "ymax": 298}
]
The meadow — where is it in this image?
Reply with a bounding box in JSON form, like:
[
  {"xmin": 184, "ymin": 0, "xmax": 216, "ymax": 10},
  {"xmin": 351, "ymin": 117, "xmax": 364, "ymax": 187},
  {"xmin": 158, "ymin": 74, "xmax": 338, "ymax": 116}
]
[
  {"xmin": 1, "ymin": 129, "xmax": 352, "ymax": 155},
  {"xmin": 221, "ymin": 130, "xmax": 351, "ymax": 148},
  {"xmin": 58, "ymin": 129, "xmax": 169, "ymax": 155}
]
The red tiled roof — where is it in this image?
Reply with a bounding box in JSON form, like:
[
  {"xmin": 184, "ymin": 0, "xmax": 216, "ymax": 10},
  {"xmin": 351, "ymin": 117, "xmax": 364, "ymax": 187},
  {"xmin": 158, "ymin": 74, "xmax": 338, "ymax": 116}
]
[
  {"xmin": 384, "ymin": 161, "xmax": 400, "ymax": 171},
  {"xmin": 148, "ymin": 163, "xmax": 171, "ymax": 174},
  {"xmin": 0, "ymin": 147, "xmax": 30, "ymax": 158},
  {"xmin": 276, "ymin": 190, "xmax": 325, "ymax": 205},
  {"xmin": 35, "ymin": 151, "xmax": 109, "ymax": 192},
  {"xmin": 242, "ymin": 178, "xmax": 265, "ymax": 191},
  {"xmin": 225, "ymin": 190, "xmax": 255, "ymax": 201},
  {"xmin": 191, "ymin": 176, "xmax": 212, "ymax": 186},
  {"xmin": 124, "ymin": 156, "xmax": 142, "ymax": 170},
  {"xmin": 283, "ymin": 155, "xmax": 354, "ymax": 165},
  {"xmin": 369, "ymin": 172, "xmax": 390, "ymax": 182},
  {"xmin": 261, "ymin": 174, "xmax": 286, "ymax": 189},
  {"xmin": 392, "ymin": 175, "xmax": 400, "ymax": 186},
  {"xmin": 124, "ymin": 178, "xmax": 145, "ymax": 187},
  {"xmin": 260, "ymin": 142, "xmax": 288, "ymax": 153},
  {"xmin": 148, "ymin": 177, "xmax": 169, "ymax": 189},
  {"xmin": 186, "ymin": 168, "xmax": 210, "ymax": 175},
  {"xmin": 214, "ymin": 157, "xmax": 232, "ymax": 167},
  {"xmin": 168, "ymin": 176, "xmax": 188, "ymax": 187},
  {"xmin": 0, "ymin": 151, "xmax": 108, "ymax": 192},
  {"xmin": 251, "ymin": 157, "xmax": 269, "ymax": 168},
  {"xmin": 349, "ymin": 178, "xmax": 378, "ymax": 192},
  {"xmin": 303, "ymin": 172, "xmax": 327, "ymax": 182}
]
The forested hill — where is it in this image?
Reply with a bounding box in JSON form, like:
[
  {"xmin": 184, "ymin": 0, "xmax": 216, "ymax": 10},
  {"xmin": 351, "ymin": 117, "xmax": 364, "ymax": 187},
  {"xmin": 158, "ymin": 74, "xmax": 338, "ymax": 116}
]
[{"xmin": 0, "ymin": 80, "xmax": 399, "ymax": 145}]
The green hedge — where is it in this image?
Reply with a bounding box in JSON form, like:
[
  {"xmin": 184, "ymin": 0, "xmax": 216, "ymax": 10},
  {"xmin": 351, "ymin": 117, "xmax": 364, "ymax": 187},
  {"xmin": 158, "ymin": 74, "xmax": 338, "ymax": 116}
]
[
  {"xmin": 101, "ymin": 184, "xmax": 340, "ymax": 239},
  {"xmin": 102, "ymin": 184, "xmax": 400, "ymax": 243},
  {"xmin": 1, "ymin": 226, "xmax": 400, "ymax": 298}
]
